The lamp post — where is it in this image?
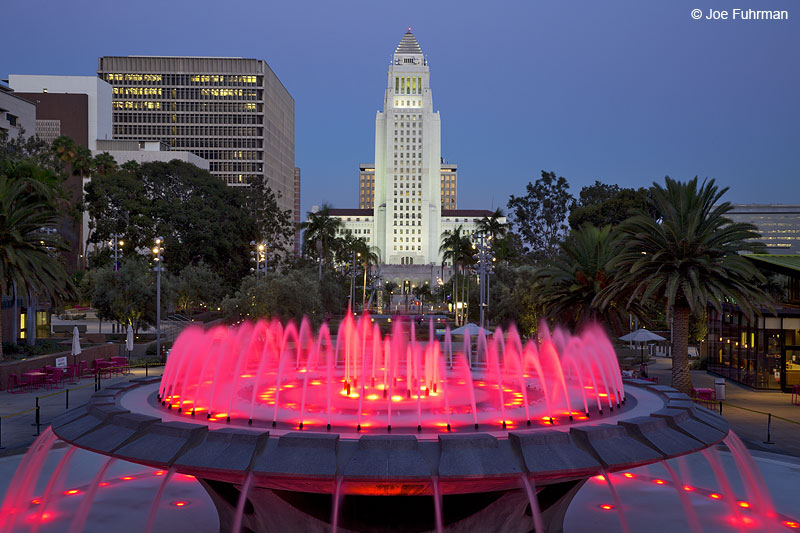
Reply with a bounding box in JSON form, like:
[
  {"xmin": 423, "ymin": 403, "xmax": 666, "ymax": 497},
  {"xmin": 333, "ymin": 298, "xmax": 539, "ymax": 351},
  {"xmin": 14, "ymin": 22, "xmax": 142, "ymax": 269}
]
[
  {"xmin": 250, "ymin": 240, "xmax": 268, "ymax": 276},
  {"xmin": 472, "ymin": 232, "xmax": 494, "ymax": 331},
  {"xmin": 110, "ymin": 233, "xmax": 124, "ymax": 271},
  {"xmin": 152, "ymin": 237, "xmax": 164, "ymax": 360}
]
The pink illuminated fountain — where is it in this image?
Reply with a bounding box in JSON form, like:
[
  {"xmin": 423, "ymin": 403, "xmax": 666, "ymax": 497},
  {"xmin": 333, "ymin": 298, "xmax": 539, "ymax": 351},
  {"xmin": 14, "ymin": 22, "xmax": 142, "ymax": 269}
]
[
  {"xmin": 157, "ymin": 313, "xmax": 623, "ymax": 433},
  {"xmin": 2, "ymin": 314, "xmax": 795, "ymax": 532}
]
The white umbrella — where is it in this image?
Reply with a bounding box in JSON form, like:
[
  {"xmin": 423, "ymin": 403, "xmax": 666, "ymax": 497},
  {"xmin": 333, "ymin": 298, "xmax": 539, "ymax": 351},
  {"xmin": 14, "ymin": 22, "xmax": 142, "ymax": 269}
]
[
  {"xmin": 449, "ymin": 323, "xmax": 493, "ymax": 336},
  {"xmin": 619, "ymin": 329, "xmax": 666, "ymax": 343},
  {"xmin": 125, "ymin": 324, "xmax": 134, "ymax": 356},
  {"xmin": 71, "ymin": 326, "xmax": 82, "ymax": 357},
  {"xmin": 619, "ymin": 329, "xmax": 666, "ymax": 365}
]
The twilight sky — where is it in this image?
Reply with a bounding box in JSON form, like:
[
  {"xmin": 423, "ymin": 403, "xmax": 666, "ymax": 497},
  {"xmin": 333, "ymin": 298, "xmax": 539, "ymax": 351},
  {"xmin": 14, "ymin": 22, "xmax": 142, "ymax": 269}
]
[{"xmin": 2, "ymin": 0, "xmax": 798, "ymax": 216}]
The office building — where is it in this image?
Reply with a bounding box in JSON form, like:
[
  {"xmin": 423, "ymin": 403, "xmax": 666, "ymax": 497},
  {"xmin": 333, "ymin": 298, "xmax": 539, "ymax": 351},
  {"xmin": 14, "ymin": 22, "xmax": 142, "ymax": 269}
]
[
  {"xmin": 96, "ymin": 56, "xmax": 296, "ymax": 219},
  {"xmin": 0, "ymin": 84, "xmax": 36, "ymax": 140},
  {"xmin": 727, "ymin": 204, "xmax": 800, "ymax": 254},
  {"xmin": 321, "ymin": 31, "xmax": 503, "ymax": 265},
  {"xmin": 358, "ymin": 161, "xmax": 457, "ymax": 210}
]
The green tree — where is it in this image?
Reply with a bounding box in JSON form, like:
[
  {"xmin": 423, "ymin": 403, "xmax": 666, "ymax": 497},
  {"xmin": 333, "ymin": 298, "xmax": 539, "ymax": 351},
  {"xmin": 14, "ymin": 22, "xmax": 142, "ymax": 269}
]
[
  {"xmin": 534, "ymin": 225, "xmax": 641, "ymax": 334},
  {"xmin": 300, "ymin": 205, "xmax": 343, "ymax": 280},
  {"xmin": 0, "ymin": 159, "xmax": 75, "ymax": 358},
  {"xmin": 477, "ymin": 208, "xmax": 508, "ymax": 242},
  {"xmin": 83, "ymin": 259, "xmax": 173, "ymax": 333},
  {"xmin": 507, "ymin": 171, "xmax": 573, "ymax": 261},
  {"xmin": 222, "ymin": 269, "xmax": 323, "ymax": 322},
  {"xmin": 568, "ymin": 181, "xmax": 650, "ymax": 230},
  {"xmin": 175, "ymin": 262, "xmax": 224, "ymax": 317},
  {"xmin": 84, "ymin": 160, "xmax": 258, "ymax": 287},
  {"xmin": 246, "ymin": 175, "xmax": 295, "ymax": 259},
  {"xmin": 599, "ymin": 177, "xmax": 772, "ymax": 394}
]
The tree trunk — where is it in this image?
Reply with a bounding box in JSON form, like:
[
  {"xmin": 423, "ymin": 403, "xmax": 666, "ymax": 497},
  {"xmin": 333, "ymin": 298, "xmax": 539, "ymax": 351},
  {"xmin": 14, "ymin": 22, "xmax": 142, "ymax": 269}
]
[{"xmin": 671, "ymin": 306, "xmax": 693, "ymax": 394}]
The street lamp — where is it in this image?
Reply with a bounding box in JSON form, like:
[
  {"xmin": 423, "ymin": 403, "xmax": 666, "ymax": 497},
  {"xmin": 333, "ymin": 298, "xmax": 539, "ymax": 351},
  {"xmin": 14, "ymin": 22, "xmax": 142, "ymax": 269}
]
[
  {"xmin": 110, "ymin": 233, "xmax": 125, "ymax": 271},
  {"xmin": 473, "ymin": 232, "xmax": 494, "ymax": 331},
  {"xmin": 152, "ymin": 237, "xmax": 164, "ymax": 360},
  {"xmin": 250, "ymin": 240, "xmax": 269, "ymax": 275}
]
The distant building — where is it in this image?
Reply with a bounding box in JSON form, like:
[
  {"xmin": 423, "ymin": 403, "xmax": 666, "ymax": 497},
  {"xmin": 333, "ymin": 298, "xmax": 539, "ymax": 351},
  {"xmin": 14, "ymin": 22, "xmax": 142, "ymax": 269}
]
[
  {"xmin": 0, "ymin": 84, "xmax": 36, "ymax": 140},
  {"xmin": 9, "ymin": 74, "xmax": 113, "ymax": 150},
  {"xmin": 358, "ymin": 161, "xmax": 457, "ymax": 210},
  {"xmin": 315, "ymin": 31, "xmax": 502, "ymax": 266},
  {"xmin": 728, "ymin": 204, "xmax": 800, "ymax": 254},
  {"xmin": 95, "ymin": 56, "xmax": 295, "ymax": 216},
  {"xmin": 8, "ymin": 75, "xmax": 114, "ymax": 273}
]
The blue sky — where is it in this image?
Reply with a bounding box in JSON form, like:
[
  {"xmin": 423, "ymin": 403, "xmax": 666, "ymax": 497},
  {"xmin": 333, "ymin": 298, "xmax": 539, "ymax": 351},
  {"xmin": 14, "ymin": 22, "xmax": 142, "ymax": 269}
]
[{"xmin": 2, "ymin": 0, "xmax": 798, "ymax": 215}]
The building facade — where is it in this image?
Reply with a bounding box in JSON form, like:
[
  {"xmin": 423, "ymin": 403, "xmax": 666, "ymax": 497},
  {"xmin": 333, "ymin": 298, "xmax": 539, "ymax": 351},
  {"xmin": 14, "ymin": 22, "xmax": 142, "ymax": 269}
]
[
  {"xmin": 706, "ymin": 255, "xmax": 800, "ymax": 392},
  {"xmin": 319, "ymin": 31, "xmax": 504, "ymax": 266},
  {"xmin": 0, "ymin": 85, "xmax": 36, "ymax": 140},
  {"xmin": 728, "ymin": 204, "xmax": 800, "ymax": 254},
  {"xmin": 358, "ymin": 161, "xmax": 457, "ymax": 210},
  {"xmin": 9, "ymin": 75, "xmax": 113, "ymax": 150},
  {"xmin": 95, "ymin": 56, "xmax": 295, "ymax": 218}
]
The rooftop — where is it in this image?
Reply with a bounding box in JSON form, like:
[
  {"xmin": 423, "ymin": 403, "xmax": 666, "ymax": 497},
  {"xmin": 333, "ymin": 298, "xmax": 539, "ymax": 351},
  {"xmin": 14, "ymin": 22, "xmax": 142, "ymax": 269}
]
[
  {"xmin": 744, "ymin": 254, "xmax": 800, "ymax": 275},
  {"xmin": 395, "ymin": 30, "xmax": 423, "ymax": 55}
]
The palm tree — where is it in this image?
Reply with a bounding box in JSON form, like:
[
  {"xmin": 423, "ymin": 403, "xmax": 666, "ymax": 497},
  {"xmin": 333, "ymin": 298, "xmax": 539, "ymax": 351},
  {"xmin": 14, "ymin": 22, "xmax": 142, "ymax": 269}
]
[
  {"xmin": 441, "ymin": 226, "xmax": 466, "ymax": 324},
  {"xmin": 599, "ymin": 177, "xmax": 771, "ymax": 394},
  {"xmin": 535, "ymin": 225, "xmax": 642, "ymax": 333},
  {"xmin": 0, "ymin": 160, "xmax": 75, "ymax": 359},
  {"xmin": 299, "ymin": 205, "xmax": 343, "ymax": 280},
  {"xmin": 478, "ymin": 208, "xmax": 507, "ymax": 242},
  {"xmin": 93, "ymin": 152, "xmax": 118, "ymax": 176}
]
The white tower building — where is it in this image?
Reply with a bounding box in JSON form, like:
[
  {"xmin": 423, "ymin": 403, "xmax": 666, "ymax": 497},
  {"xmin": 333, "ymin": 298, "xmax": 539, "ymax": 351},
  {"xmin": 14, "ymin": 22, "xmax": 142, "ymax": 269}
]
[{"xmin": 374, "ymin": 30, "xmax": 441, "ymax": 266}]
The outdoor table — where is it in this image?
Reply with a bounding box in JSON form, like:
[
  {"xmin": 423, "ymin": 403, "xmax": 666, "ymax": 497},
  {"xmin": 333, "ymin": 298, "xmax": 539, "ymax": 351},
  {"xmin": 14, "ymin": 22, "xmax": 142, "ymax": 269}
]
[
  {"xmin": 692, "ymin": 387, "xmax": 716, "ymax": 409},
  {"xmin": 21, "ymin": 371, "xmax": 46, "ymax": 390}
]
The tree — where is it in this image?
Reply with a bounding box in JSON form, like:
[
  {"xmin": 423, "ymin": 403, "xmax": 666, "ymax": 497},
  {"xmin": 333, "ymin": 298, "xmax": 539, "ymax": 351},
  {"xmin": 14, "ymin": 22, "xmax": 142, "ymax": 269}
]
[
  {"xmin": 477, "ymin": 208, "xmax": 508, "ymax": 242},
  {"xmin": 221, "ymin": 269, "xmax": 323, "ymax": 323},
  {"xmin": 84, "ymin": 160, "xmax": 259, "ymax": 287},
  {"xmin": 599, "ymin": 177, "xmax": 772, "ymax": 394},
  {"xmin": 246, "ymin": 175, "xmax": 295, "ymax": 259},
  {"xmin": 534, "ymin": 225, "xmax": 642, "ymax": 334},
  {"xmin": 507, "ymin": 171, "xmax": 573, "ymax": 261},
  {"xmin": 0, "ymin": 159, "xmax": 75, "ymax": 358},
  {"xmin": 92, "ymin": 152, "xmax": 118, "ymax": 176},
  {"xmin": 174, "ymin": 262, "xmax": 224, "ymax": 316},
  {"xmin": 83, "ymin": 258, "xmax": 173, "ymax": 334},
  {"xmin": 568, "ymin": 181, "xmax": 650, "ymax": 230},
  {"xmin": 299, "ymin": 205, "xmax": 343, "ymax": 280}
]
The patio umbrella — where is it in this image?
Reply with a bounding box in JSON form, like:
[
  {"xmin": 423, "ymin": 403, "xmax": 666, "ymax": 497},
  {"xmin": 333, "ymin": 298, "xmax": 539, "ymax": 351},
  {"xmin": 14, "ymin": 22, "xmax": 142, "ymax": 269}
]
[
  {"xmin": 449, "ymin": 323, "xmax": 493, "ymax": 337},
  {"xmin": 126, "ymin": 324, "xmax": 134, "ymax": 360},
  {"xmin": 619, "ymin": 329, "xmax": 666, "ymax": 364},
  {"xmin": 71, "ymin": 326, "xmax": 82, "ymax": 356}
]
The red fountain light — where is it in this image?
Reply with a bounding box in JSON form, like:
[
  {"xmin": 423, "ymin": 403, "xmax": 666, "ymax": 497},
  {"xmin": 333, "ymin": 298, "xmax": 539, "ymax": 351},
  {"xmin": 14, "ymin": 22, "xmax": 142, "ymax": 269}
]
[{"xmin": 158, "ymin": 313, "xmax": 625, "ymax": 434}]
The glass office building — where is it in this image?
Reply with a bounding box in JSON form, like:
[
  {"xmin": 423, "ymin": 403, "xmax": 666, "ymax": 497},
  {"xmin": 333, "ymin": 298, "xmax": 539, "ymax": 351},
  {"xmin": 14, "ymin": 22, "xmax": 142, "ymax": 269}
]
[{"xmin": 706, "ymin": 255, "xmax": 800, "ymax": 391}]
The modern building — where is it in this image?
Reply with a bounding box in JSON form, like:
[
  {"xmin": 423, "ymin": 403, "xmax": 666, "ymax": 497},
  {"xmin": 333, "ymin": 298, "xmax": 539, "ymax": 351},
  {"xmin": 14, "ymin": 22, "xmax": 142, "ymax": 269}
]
[
  {"xmin": 0, "ymin": 84, "xmax": 36, "ymax": 140},
  {"xmin": 96, "ymin": 56, "xmax": 296, "ymax": 219},
  {"xmin": 8, "ymin": 75, "xmax": 114, "ymax": 273},
  {"xmin": 358, "ymin": 161, "xmax": 458, "ymax": 210},
  {"xmin": 322, "ymin": 31, "xmax": 503, "ymax": 266},
  {"xmin": 727, "ymin": 204, "xmax": 800, "ymax": 254},
  {"xmin": 9, "ymin": 75, "xmax": 113, "ymax": 149},
  {"xmin": 91, "ymin": 139, "xmax": 208, "ymax": 168},
  {"xmin": 706, "ymin": 254, "xmax": 800, "ymax": 392}
]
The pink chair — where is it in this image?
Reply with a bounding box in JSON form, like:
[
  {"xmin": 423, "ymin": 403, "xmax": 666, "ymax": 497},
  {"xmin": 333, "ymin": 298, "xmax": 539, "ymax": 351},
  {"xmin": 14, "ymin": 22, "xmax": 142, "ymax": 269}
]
[{"xmin": 7, "ymin": 374, "xmax": 30, "ymax": 394}]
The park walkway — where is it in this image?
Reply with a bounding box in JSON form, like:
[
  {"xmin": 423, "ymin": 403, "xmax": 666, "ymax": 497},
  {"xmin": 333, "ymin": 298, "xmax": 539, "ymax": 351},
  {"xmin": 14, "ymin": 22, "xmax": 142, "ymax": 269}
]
[
  {"xmin": 648, "ymin": 356, "xmax": 800, "ymax": 457},
  {"xmin": 0, "ymin": 366, "xmax": 164, "ymax": 457}
]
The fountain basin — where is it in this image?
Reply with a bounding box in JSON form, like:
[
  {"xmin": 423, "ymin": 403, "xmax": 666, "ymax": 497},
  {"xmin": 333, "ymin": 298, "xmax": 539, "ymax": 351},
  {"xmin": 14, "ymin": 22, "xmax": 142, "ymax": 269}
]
[{"xmin": 49, "ymin": 377, "xmax": 729, "ymax": 532}]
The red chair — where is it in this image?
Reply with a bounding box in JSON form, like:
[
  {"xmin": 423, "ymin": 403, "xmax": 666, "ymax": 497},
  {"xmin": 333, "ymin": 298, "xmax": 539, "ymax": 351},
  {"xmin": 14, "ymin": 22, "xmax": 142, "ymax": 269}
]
[
  {"xmin": 46, "ymin": 368, "xmax": 65, "ymax": 389},
  {"xmin": 7, "ymin": 374, "xmax": 30, "ymax": 394},
  {"xmin": 792, "ymin": 384, "xmax": 799, "ymax": 406}
]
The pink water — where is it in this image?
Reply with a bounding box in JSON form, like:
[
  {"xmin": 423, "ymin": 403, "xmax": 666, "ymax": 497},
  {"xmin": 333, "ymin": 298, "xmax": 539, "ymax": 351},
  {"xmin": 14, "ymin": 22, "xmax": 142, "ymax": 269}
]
[{"xmin": 158, "ymin": 314, "xmax": 624, "ymax": 432}]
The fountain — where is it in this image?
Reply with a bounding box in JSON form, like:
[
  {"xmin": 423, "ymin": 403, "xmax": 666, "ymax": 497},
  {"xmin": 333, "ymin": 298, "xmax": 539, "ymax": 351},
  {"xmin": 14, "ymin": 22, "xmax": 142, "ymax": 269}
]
[{"xmin": 1, "ymin": 313, "xmax": 794, "ymax": 532}]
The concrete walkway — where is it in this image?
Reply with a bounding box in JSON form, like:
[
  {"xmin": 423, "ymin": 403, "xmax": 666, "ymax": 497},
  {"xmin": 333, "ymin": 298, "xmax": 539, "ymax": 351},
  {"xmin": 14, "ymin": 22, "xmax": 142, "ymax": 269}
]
[
  {"xmin": 0, "ymin": 366, "xmax": 164, "ymax": 457},
  {"xmin": 648, "ymin": 356, "xmax": 800, "ymax": 457}
]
